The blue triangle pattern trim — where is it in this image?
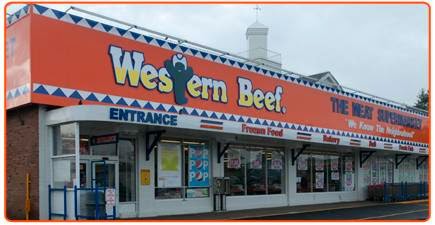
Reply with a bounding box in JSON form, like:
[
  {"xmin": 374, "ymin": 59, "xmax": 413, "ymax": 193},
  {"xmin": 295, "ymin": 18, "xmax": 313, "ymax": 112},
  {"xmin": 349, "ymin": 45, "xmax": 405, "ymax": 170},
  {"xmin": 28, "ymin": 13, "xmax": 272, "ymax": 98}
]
[
  {"xmin": 156, "ymin": 104, "xmax": 166, "ymax": 111},
  {"xmin": 220, "ymin": 114, "xmax": 227, "ymax": 120},
  {"xmin": 209, "ymin": 54, "xmax": 217, "ymax": 61},
  {"xmin": 86, "ymin": 93, "xmax": 99, "ymax": 101},
  {"xmin": 262, "ymin": 120, "xmax": 269, "ymax": 126},
  {"xmin": 180, "ymin": 46, "xmax": 188, "ymax": 53},
  {"xmin": 270, "ymin": 121, "xmax": 276, "ymax": 127},
  {"xmin": 143, "ymin": 102, "xmax": 153, "ymax": 110},
  {"xmin": 190, "ymin": 49, "xmax": 198, "ymax": 55},
  {"xmin": 34, "ymin": 85, "xmax": 49, "ymax": 95},
  {"xmin": 86, "ymin": 19, "xmax": 98, "ymax": 28},
  {"xmin": 277, "ymin": 122, "xmax": 283, "ymax": 128},
  {"xmin": 130, "ymin": 100, "xmax": 141, "ymax": 108},
  {"xmin": 190, "ymin": 109, "xmax": 199, "ymax": 116},
  {"xmin": 179, "ymin": 108, "xmax": 188, "ymax": 114},
  {"xmin": 168, "ymin": 42, "xmax": 177, "ymax": 50},
  {"xmin": 303, "ymin": 126, "xmax": 308, "ymax": 131},
  {"xmin": 116, "ymin": 28, "xmax": 128, "ymax": 36},
  {"xmin": 69, "ymin": 14, "xmax": 82, "ymax": 24},
  {"xmin": 168, "ymin": 106, "xmax": 178, "ymax": 113},
  {"xmin": 229, "ymin": 115, "xmax": 236, "ymax": 121},
  {"xmin": 219, "ymin": 57, "xmax": 227, "ymax": 63},
  {"xmin": 52, "ymin": 88, "xmax": 66, "ymax": 97},
  {"xmin": 284, "ymin": 123, "xmax": 290, "ymax": 129},
  {"xmin": 101, "ymin": 23, "xmax": 113, "ymax": 32},
  {"xmin": 156, "ymin": 39, "xmax": 166, "ymax": 47},
  {"xmin": 210, "ymin": 113, "xmax": 218, "ymax": 119},
  {"xmin": 238, "ymin": 117, "xmax": 245, "ymax": 122},
  {"xmin": 246, "ymin": 118, "xmax": 253, "ymax": 124},
  {"xmin": 144, "ymin": 36, "xmax": 154, "ymax": 43},
  {"xmin": 34, "ymin": 5, "xmax": 49, "ymax": 14},
  {"xmin": 228, "ymin": 59, "xmax": 235, "ymax": 66},
  {"xmin": 200, "ymin": 51, "xmax": 208, "ymax": 58},
  {"xmin": 102, "ymin": 96, "xmax": 113, "ymax": 104},
  {"xmin": 291, "ymin": 124, "xmax": 296, "ymax": 130},
  {"xmin": 200, "ymin": 111, "xmax": 209, "ymax": 118},
  {"xmin": 52, "ymin": 10, "xmax": 65, "ymax": 19},
  {"xmin": 116, "ymin": 98, "xmax": 128, "ymax": 106},
  {"xmin": 255, "ymin": 119, "xmax": 261, "ymax": 125}
]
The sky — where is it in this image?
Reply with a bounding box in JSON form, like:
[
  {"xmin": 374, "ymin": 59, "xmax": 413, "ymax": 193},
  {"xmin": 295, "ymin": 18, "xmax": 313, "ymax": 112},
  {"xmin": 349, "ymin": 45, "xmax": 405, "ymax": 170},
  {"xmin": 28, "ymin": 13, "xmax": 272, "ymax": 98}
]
[{"xmin": 7, "ymin": 3, "xmax": 429, "ymax": 106}]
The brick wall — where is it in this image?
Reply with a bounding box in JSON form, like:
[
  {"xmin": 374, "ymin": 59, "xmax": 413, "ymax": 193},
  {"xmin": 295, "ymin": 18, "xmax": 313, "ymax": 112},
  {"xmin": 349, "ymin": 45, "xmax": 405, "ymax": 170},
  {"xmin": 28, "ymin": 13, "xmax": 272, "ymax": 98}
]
[{"xmin": 6, "ymin": 105, "xmax": 39, "ymax": 220}]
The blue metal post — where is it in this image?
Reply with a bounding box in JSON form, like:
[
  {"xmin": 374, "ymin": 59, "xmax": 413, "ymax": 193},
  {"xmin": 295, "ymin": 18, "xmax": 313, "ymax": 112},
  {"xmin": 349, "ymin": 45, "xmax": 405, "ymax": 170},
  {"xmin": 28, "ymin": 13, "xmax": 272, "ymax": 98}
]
[
  {"xmin": 48, "ymin": 185, "xmax": 52, "ymax": 220},
  {"xmin": 383, "ymin": 182, "xmax": 387, "ymax": 202},
  {"xmin": 400, "ymin": 181, "xmax": 405, "ymax": 201},
  {"xmin": 113, "ymin": 206, "xmax": 116, "ymax": 220},
  {"xmin": 63, "ymin": 186, "xmax": 67, "ymax": 220},
  {"xmin": 95, "ymin": 185, "xmax": 99, "ymax": 220},
  {"xmin": 74, "ymin": 186, "xmax": 78, "ymax": 220},
  {"xmin": 404, "ymin": 182, "xmax": 408, "ymax": 200}
]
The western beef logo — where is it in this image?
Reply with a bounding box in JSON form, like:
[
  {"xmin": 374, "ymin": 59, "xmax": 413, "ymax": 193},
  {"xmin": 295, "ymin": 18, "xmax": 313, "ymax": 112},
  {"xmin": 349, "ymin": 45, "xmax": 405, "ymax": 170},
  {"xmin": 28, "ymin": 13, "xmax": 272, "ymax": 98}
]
[{"xmin": 109, "ymin": 45, "xmax": 284, "ymax": 113}]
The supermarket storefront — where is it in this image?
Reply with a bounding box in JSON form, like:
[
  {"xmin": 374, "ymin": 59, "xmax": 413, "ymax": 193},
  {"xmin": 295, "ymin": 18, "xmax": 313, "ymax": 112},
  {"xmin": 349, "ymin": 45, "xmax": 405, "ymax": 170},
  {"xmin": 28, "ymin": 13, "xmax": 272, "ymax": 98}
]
[{"xmin": 6, "ymin": 5, "xmax": 429, "ymax": 220}]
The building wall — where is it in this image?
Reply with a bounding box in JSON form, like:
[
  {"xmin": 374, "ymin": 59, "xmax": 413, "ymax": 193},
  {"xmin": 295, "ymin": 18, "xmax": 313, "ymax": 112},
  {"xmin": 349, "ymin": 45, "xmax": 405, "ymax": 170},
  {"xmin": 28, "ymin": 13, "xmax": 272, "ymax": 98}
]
[{"xmin": 6, "ymin": 105, "xmax": 40, "ymax": 220}]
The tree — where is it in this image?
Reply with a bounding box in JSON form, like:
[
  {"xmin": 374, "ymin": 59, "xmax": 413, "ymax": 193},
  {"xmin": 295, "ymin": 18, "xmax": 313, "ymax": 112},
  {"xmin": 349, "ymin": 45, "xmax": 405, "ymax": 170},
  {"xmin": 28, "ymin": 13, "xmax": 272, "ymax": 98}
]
[{"xmin": 414, "ymin": 89, "xmax": 428, "ymax": 111}]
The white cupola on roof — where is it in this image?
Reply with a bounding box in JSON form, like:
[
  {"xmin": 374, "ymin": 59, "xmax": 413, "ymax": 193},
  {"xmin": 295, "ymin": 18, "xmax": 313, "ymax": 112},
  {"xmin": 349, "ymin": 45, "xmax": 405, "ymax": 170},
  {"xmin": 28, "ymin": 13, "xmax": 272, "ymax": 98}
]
[{"xmin": 246, "ymin": 21, "xmax": 269, "ymax": 60}]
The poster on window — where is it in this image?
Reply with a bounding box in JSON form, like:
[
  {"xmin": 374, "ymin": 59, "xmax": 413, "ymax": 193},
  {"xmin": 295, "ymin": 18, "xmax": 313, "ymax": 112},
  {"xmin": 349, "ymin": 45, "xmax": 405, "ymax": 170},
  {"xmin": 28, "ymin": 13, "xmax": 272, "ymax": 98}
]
[
  {"xmin": 249, "ymin": 151, "xmax": 262, "ymax": 169},
  {"xmin": 315, "ymin": 156, "xmax": 324, "ymax": 171},
  {"xmin": 344, "ymin": 172, "xmax": 354, "ymax": 191},
  {"xmin": 227, "ymin": 149, "xmax": 241, "ymax": 169},
  {"xmin": 297, "ymin": 155, "xmax": 308, "ymax": 171},
  {"xmin": 271, "ymin": 152, "xmax": 283, "ymax": 170},
  {"xmin": 157, "ymin": 143, "xmax": 182, "ymax": 187},
  {"xmin": 331, "ymin": 171, "xmax": 340, "ymax": 180},
  {"xmin": 330, "ymin": 157, "xmax": 339, "ymax": 171},
  {"xmin": 345, "ymin": 158, "xmax": 353, "ymax": 172},
  {"xmin": 315, "ymin": 172, "xmax": 324, "ymax": 189},
  {"xmin": 188, "ymin": 145, "xmax": 209, "ymax": 187}
]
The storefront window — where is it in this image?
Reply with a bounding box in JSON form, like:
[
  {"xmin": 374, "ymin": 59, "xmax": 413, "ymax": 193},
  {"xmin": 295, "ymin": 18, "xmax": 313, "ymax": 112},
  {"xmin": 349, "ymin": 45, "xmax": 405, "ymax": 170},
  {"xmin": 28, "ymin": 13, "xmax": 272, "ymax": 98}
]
[
  {"xmin": 119, "ymin": 139, "xmax": 136, "ymax": 202},
  {"xmin": 53, "ymin": 123, "xmax": 76, "ymax": 155},
  {"xmin": 52, "ymin": 157, "xmax": 76, "ymax": 188},
  {"xmin": 297, "ymin": 151, "xmax": 355, "ymax": 193},
  {"xmin": 296, "ymin": 154, "xmax": 311, "ymax": 192},
  {"xmin": 224, "ymin": 148, "xmax": 246, "ymax": 196},
  {"xmin": 155, "ymin": 140, "xmax": 210, "ymax": 199},
  {"xmin": 267, "ymin": 151, "xmax": 285, "ymax": 194},
  {"xmin": 224, "ymin": 145, "xmax": 285, "ymax": 196},
  {"xmin": 312, "ymin": 155, "xmax": 327, "ymax": 192},
  {"xmin": 328, "ymin": 156, "xmax": 341, "ymax": 192}
]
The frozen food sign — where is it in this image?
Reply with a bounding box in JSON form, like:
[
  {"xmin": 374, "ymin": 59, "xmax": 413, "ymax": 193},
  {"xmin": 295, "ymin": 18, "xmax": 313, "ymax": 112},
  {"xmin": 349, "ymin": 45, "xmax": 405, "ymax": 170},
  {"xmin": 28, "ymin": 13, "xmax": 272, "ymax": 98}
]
[
  {"xmin": 109, "ymin": 46, "xmax": 284, "ymax": 113},
  {"xmin": 188, "ymin": 145, "xmax": 209, "ymax": 187}
]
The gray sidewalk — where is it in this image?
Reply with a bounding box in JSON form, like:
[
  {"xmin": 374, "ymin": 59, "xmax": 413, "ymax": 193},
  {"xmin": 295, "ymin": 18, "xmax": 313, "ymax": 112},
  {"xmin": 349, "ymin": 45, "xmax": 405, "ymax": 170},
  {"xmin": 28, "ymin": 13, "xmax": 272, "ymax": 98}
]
[{"xmin": 140, "ymin": 201, "xmax": 389, "ymax": 220}]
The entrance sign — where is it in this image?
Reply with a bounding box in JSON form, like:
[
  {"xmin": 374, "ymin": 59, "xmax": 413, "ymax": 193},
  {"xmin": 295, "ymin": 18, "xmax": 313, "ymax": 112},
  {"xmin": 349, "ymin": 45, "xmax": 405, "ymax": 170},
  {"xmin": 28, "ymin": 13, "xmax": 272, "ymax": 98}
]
[
  {"xmin": 157, "ymin": 143, "xmax": 182, "ymax": 187},
  {"xmin": 188, "ymin": 145, "xmax": 209, "ymax": 187}
]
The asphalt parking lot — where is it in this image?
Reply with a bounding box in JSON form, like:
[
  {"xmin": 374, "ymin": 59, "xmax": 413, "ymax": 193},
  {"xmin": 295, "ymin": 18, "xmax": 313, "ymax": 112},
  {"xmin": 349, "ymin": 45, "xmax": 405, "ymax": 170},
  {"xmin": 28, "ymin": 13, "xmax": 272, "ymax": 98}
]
[{"xmin": 244, "ymin": 200, "xmax": 429, "ymax": 220}]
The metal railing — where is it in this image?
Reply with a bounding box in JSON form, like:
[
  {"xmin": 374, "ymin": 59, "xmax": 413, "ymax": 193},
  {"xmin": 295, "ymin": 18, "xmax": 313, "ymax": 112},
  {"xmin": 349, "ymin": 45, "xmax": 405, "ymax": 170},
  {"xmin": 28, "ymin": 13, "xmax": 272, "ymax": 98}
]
[
  {"xmin": 73, "ymin": 185, "xmax": 116, "ymax": 220},
  {"xmin": 367, "ymin": 181, "xmax": 428, "ymax": 202},
  {"xmin": 48, "ymin": 185, "xmax": 67, "ymax": 220}
]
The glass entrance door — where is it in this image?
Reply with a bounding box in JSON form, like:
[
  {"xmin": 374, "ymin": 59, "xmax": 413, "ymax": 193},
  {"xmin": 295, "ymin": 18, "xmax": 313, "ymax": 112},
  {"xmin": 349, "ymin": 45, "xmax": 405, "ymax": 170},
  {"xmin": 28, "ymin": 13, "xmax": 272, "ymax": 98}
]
[{"xmin": 92, "ymin": 161, "xmax": 119, "ymax": 216}]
